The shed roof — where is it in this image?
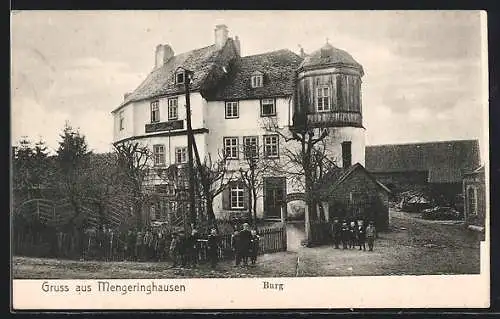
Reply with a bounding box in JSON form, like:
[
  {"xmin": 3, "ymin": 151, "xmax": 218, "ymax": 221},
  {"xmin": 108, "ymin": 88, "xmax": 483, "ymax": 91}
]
[
  {"xmin": 365, "ymin": 140, "xmax": 481, "ymax": 183},
  {"xmin": 316, "ymin": 163, "xmax": 391, "ymax": 199}
]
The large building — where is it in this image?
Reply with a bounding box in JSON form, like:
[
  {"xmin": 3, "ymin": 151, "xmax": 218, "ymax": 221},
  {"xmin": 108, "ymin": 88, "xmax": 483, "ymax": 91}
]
[
  {"xmin": 365, "ymin": 140, "xmax": 481, "ymax": 206},
  {"xmin": 111, "ymin": 25, "xmax": 366, "ymax": 223}
]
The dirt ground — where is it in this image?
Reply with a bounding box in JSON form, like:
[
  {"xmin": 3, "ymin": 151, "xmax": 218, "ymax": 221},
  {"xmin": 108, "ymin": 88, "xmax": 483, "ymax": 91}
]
[{"xmin": 12, "ymin": 209, "xmax": 482, "ymax": 279}]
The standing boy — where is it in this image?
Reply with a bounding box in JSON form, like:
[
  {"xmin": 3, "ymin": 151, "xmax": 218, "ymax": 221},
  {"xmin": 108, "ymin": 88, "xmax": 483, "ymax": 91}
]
[
  {"xmin": 357, "ymin": 220, "xmax": 366, "ymax": 251},
  {"xmin": 231, "ymin": 228, "xmax": 241, "ymax": 266},
  {"xmin": 249, "ymin": 229, "xmax": 260, "ymax": 265},
  {"xmin": 366, "ymin": 221, "xmax": 376, "ymax": 251}
]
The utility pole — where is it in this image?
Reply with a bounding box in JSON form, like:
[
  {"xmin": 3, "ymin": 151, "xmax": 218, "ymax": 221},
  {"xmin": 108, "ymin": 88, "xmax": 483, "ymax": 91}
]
[{"xmin": 183, "ymin": 69, "xmax": 196, "ymax": 230}]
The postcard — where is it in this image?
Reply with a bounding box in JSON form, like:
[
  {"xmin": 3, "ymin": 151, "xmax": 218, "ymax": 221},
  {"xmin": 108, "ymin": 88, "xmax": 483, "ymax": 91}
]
[{"xmin": 10, "ymin": 10, "xmax": 490, "ymax": 310}]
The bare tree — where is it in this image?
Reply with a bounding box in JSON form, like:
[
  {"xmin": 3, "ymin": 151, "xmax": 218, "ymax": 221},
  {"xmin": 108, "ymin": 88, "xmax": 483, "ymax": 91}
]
[
  {"xmin": 194, "ymin": 150, "xmax": 233, "ymax": 228},
  {"xmin": 113, "ymin": 141, "xmax": 153, "ymax": 229},
  {"xmin": 264, "ymin": 111, "xmax": 330, "ymax": 219},
  {"xmin": 239, "ymin": 143, "xmax": 273, "ymax": 227}
]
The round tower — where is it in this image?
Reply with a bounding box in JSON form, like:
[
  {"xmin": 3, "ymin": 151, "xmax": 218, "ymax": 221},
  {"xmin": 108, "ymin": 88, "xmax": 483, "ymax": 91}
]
[{"xmin": 296, "ymin": 41, "xmax": 365, "ymax": 168}]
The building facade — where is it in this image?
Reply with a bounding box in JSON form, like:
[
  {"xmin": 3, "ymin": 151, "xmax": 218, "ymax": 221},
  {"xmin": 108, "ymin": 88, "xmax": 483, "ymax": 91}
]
[
  {"xmin": 111, "ymin": 25, "xmax": 366, "ymax": 223},
  {"xmin": 463, "ymin": 166, "xmax": 486, "ymax": 229}
]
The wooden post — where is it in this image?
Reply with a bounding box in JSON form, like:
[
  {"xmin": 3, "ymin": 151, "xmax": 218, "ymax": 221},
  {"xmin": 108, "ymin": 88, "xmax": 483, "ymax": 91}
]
[
  {"xmin": 280, "ymin": 205, "xmax": 287, "ymax": 251},
  {"xmin": 184, "ymin": 69, "xmax": 196, "ymax": 228}
]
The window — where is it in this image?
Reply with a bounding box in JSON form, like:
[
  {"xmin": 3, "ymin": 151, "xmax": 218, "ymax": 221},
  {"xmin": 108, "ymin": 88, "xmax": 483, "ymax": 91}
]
[
  {"xmin": 119, "ymin": 111, "xmax": 124, "ymax": 130},
  {"xmin": 225, "ymin": 101, "xmax": 239, "ymax": 119},
  {"xmin": 224, "ymin": 137, "xmax": 239, "ymax": 159},
  {"xmin": 316, "ymin": 86, "xmax": 331, "ymax": 112},
  {"xmin": 260, "ymin": 98, "xmax": 276, "ymax": 117},
  {"xmin": 153, "ymin": 144, "xmax": 165, "ymax": 166},
  {"xmin": 168, "ymin": 98, "xmax": 178, "ymax": 120},
  {"xmin": 342, "ymin": 141, "xmax": 352, "ymax": 168},
  {"xmin": 243, "ymin": 136, "xmax": 258, "ymax": 159},
  {"xmin": 251, "ymin": 75, "xmax": 263, "ymax": 88},
  {"xmin": 150, "ymin": 101, "xmax": 160, "ymax": 123},
  {"xmin": 230, "ymin": 185, "xmax": 245, "ymax": 209},
  {"xmin": 175, "ymin": 147, "xmax": 187, "ymax": 164},
  {"xmin": 263, "ymin": 135, "xmax": 279, "ymax": 158},
  {"xmin": 176, "ymin": 72, "xmax": 185, "ymax": 84}
]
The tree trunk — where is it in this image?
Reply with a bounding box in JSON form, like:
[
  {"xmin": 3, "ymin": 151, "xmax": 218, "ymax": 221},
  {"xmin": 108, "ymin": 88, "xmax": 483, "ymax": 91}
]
[
  {"xmin": 252, "ymin": 190, "xmax": 258, "ymax": 228},
  {"xmin": 206, "ymin": 198, "xmax": 216, "ymax": 229}
]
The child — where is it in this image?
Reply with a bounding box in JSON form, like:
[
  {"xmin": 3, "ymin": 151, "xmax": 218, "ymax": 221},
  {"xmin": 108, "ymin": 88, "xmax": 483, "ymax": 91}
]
[
  {"xmin": 231, "ymin": 229, "xmax": 241, "ymax": 266},
  {"xmin": 341, "ymin": 221, "xmax": 349, "ymax": 249},
  {"xmin": 249, "ymin": 229, "xmax": 260, "ymax": 265},
  {"xmin": 366, "ymin": 221, "xmax": 376, "ymax": 252},
  {"xmin": 357, "ymin": 220, "xmax": 366, "ymax": 251}
]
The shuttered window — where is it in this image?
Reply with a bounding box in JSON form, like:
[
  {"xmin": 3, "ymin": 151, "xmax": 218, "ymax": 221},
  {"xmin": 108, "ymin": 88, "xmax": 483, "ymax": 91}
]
[{"xmin": 223, "ymin": 181, "xmax": 249, "ymax": 210}]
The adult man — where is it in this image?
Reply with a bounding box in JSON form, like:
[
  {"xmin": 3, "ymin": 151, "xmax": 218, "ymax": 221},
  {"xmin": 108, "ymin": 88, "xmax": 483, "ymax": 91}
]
[
  {"xmin": 207, "ymin": 228, "xmax": 219, "ymax": 269},
  {"xmin": 366, "ymin": 221, "xmax": 376, "ymax": 252},
  {"xmin": 332, "ymin": 219, "xmax": 341, "ymax": 249},
  {"xmin": 348, "ymin": 220, "xmax": 357, "ymax": 249},
  {"xmin": 186, "ymin": 229, "xmax": 200, "ymax": 268},
  {"xmin": 341, "ymin": 221, "xmax": 350, "ymax": 250},
  {"xmin": 238, "ymin": 223, "xmax": 252, "ymax": 266}
]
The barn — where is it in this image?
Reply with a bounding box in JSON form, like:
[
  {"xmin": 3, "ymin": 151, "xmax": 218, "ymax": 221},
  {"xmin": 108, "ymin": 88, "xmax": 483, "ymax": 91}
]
[{"xmin": 316, "ymin": 163, "xmax": 391, "ymax": 231}]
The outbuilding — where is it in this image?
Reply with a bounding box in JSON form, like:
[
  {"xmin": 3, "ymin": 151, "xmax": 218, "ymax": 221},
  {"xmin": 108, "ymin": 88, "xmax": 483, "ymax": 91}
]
[{"xmin": 316, "ymin": 163, "xmax": 391, "ymax": 231}]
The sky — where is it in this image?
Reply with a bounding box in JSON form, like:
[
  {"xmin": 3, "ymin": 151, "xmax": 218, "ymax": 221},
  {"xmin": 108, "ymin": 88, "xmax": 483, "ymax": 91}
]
[{"xmin": 11, "ymin": 10, "xmax": 488, "ymax": 162}]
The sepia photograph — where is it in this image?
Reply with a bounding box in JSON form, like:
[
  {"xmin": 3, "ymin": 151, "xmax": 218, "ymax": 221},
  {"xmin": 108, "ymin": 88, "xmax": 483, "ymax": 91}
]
[{"xmin": 11, "ymin": 10, "xmax": 489, "ymax": 309}]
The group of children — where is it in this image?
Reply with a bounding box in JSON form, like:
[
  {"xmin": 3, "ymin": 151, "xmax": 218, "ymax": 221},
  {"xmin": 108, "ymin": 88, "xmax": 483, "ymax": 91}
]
[
  {"xmin": 331, "ymin": 219, "xmax": 377, "ymax": 251},
  {"xmin": 230, "ymin": 223, "xmax": 261, "ymax": 267}
]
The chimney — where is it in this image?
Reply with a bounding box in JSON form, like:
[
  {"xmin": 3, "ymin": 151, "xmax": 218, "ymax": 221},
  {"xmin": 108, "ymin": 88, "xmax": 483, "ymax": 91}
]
[
  {"xmin": 155, "ymin": 44, "xmax": 175, "ymax": 69},
  {"xmin": 214, "ymin": 24, "xmax": 229, "ymax": 50},
  {"xmin": 234, "ymin": 35, "xmax": 241, "ymax": 56}
]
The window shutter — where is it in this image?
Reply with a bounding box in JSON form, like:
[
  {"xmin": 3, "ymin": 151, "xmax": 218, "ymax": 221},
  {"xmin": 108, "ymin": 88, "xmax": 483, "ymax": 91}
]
[{"xmin": 222, "ymin": 186, "xmax": 230, "ymax": 210}]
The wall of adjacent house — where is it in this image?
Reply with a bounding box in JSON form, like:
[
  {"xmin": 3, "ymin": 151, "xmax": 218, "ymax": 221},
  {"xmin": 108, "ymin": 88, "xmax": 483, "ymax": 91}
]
[{"xmin": 463, "ymin": 173, "xmax": 486, "ymax": 227}]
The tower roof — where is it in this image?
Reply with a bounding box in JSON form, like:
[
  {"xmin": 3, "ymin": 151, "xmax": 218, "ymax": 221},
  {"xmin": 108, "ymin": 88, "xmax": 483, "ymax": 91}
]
[{"xmin": 299, "ymin": 42, "xmax": 364, "ymax": 75}]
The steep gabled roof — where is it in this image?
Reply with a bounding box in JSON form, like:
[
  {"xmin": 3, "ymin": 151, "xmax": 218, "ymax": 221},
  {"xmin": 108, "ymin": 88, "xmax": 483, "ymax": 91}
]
[
  {"xmin": 211, "ymin": 49, "xmax": 303, "ymax": 101},
  {"xmin": 112, "ymin": 39, "xmax": 238, "ymax": 113},
  {"xmin": 365, "ymin": 140, "xmax": 481, "ymax": 183},
  {"xmin": 316, "ymin": 163, "xmax": 391, "ymax": 199}
]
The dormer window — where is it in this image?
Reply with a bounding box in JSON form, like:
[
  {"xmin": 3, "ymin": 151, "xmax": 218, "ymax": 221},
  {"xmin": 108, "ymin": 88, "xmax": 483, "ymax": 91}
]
[
  {"xmin": 251, "ymin": 71, "xmax": 263, "ymax": 88},
  {"xmin": 176, "ymin": 71, "xmax": 185, "ymax": 84}
]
